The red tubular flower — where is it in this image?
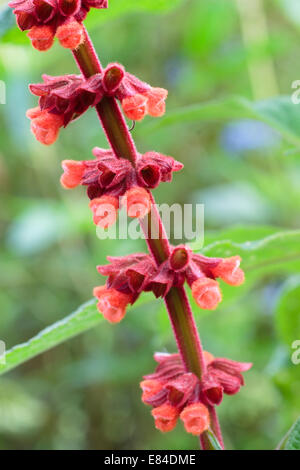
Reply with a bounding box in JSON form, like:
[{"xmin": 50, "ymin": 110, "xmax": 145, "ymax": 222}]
[
  {"xmin": 140, "ymin": 379, "xmax": 164, "ymax": 404},
  {"xmin": 180, "ymin": 403, "xmax": 210, "ymax": 436},
  {"xmin": 141, "ymin": 352, "xmax": 251, "ymax": 435},
  {"xmin": 144, "ymin": 87, "xmax": 168, "ymax": 117},
  {"xmin": 26, "ymin": 106, "xmax": 64, "ymax": 145},
  {"xmin": 56, "ymin": 19, "xmax": 84, "ymax": 49},
  {"xmin": 211, "ymin": 255, "xmax": 245, "ymax": 286},
  {"xmin": 151, "ymin": 404, "xmax": 179, "ymax": 433},
  {"xmin": 191, "ymin": 278, "xmax": 222, "ymax": 310},
  {"xmin": 89, "ymin": 195, "xmax": 119, "ymax": 228},
  {"xmin": 60, "ymin": 159, "xmax": 85, "ymax": 188},
  {"xmin": 27, "ymin": 25, "xmax": 55, "ymax": 51},
  {"xmin": 122, "ymin": 187, "xmax": 151, "ymax": 219},
  {"xmin": 92, "ymin": 147, "xmax": 133, "ymax": 191},
  {"xmin": 93, "ymin": 285, "xmax": 132, "ymax": 323}
]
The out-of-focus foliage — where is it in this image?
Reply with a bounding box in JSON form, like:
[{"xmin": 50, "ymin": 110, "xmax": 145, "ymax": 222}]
[
  {"xmin": 0, "ymin": 0, "xmax": 299, "ymax": 450},
  {"xmin": 277, "ymin": 416, "xmax": 300, "ymax": 450}
]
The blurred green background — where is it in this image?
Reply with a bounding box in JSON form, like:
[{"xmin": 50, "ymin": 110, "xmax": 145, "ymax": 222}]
[{"xmin": 0, "ymin": 0, "xmax": 300, "ymax": 450}]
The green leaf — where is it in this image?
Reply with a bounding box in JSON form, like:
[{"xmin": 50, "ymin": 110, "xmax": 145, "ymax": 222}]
[
  {"xmin": 0, "ymin": 300, "xmax": 101, "ymax": 376},
  {"xmin": 190, "ymin": 226, "xmax": 300, "ymax": 308},
  {"xmin": 277, "ymin": 417, "xmax": 300, "ymax": 450},
  {"xmin": 143, "ymin": 95, "xmax": 300, "ymax": 146},
  {"xmin": 0, "ymin": 292, "xmax": 155, "ymax": 376},
  {"xmin": 275, "ymin": 276, "xmax": 300, "ymax": 346},
  {"xmin": 193, "ymin": 226, "xmax": 300, "ymax": 276}
]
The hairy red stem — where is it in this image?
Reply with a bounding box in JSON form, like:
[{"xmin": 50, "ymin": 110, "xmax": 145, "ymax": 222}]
[{"xmin": 73, "ymin": 26, "xmax": 224, "ymax": 450}]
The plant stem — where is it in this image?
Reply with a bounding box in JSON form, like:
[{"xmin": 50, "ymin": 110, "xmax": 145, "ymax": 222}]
[{"xmin": 73, "ymin": 26, "xmax": 224, "ymax": 450}]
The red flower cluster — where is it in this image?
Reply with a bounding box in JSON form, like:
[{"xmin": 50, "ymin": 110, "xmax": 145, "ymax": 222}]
[
  {"xmin": 27, "ymin": 64, "xmax": 168, "ymax": 144},
  {"xmin": 60, "ymin": 147, "xmax": 183, "ymax": 224},
  {"xmin": 102, "ymin": 63, "xmax": 168, "ymax": 121},
  {"xmin": 140, "ymin": 352, "xmax": 252, "ymax": 435},
  {"xmin": 27, "ymin": 73, "xmax": 102, "ymax": 144},
  {"xmin": 94, "ymin": 246, "xmax": 244, "ymax": 322},
  {"xmin": 9, "ymin": 0, "xmax": 107, "ymax": 50},
  {"xmin": 94, "ymin": 253, "xmax": 156, "ymax": 322}
]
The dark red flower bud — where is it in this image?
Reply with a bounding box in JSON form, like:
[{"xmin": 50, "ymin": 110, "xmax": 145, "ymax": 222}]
[
  {"xmin": 102, "ymin": 63, "xmax": 125, "ymax": 95},
  {"xmin": 169, "ymin": 245, "xmax": 191, "ymax": 272},
  {"xmin": 9, "ymin": 0, "xmax": 37, "ymax": 31},
  {"xmin": 147, "ymin": 261, "xmax": 174, "ymax": 298},
  {"xmin": 200, "ymin": 375, "xmax": 223, "ymax": 406},
  {"xmin": 212, "ymin": 256, "xmax": 245, "ymax": 286},
  {"xmin": 166, "ymin": 373, "xmax": 198, "ymax": 408},
  {"xmin": 34, "ymin": 0, "xmax": 56, "ymax": 22},
  {"xmin": 137, "ymin": 152, "xmax": 183, "ymax": 188},
  {"xmin": 144, "ymin": 87, "xmax": 168, "ymax": 117},
  {"xmin": 58, "ymin": 0, "xmax": 81, "ymax": 17},
  {"xmin": 60, "ymin": 159, "xmax": 85, "ymax": 189},
  {"xmin": 140, "ymin": 380, "xmax": 164, "ymax": 404}
]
